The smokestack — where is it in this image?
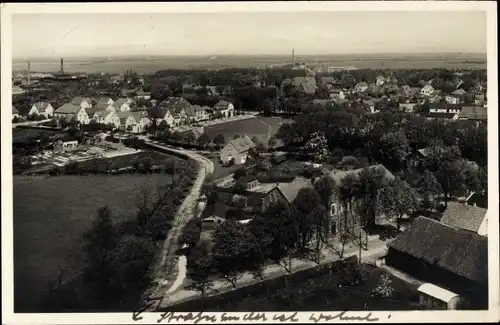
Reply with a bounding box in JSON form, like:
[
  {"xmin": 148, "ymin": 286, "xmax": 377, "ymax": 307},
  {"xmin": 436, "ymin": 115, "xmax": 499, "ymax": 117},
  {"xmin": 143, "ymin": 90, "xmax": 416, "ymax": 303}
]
[
  {"xmin": 60, "ymin": 58, "xmax": 64, "ymax": 74},
  {"xmin": 292, "ymin": 48, "xmax": 295, "ymax": 66},
  {"xmin": 27, "ymin": 61, "xmax": 30, "ymax": 85}
]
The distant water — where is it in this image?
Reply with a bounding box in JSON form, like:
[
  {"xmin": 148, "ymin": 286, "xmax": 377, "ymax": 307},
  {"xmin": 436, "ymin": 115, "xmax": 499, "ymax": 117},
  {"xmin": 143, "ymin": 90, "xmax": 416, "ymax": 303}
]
[{"xmin": 12, "ymin": 54, "xmax": 487, "ymax": 74}]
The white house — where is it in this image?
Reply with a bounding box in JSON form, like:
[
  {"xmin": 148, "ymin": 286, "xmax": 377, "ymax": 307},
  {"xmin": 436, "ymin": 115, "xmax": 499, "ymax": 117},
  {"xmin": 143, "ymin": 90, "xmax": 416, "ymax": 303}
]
[
  {"xmin": 71, "ymin": 97, "xmax": 93, "ymax": 110},
  {"xmin": 118, "ymin": 111, "xmax": 151, "ymax": 133},
  {"xmin": 213, "ymin": 100, "xmax": 235, "ymax": 118},
  {"xmin": 96, "ymin": 97, "xmax": 114, "ymax": 107},
  {"xmin": 375, "ymin": 76, "xmax": 386, "ymax": 86},
  {"xmin": 354, "ymin": 82, "xmax": 369, "ymax": 93},
  {"xmin": 445, "ymin": 95, "xmax": 461, "ymax": 105},
  {"xmin": 29, "ymin": 102, "xmax": 54, "ymax": 118},
  {"xmin": 186, "ymin": 105, "xmax": 210, "ymax": 122},
  {"xmin": 220, "ymin": 135, "xmax": 256, "ymax": 165},
  {"xmin": 54, "ymin": 103, "xmax": 90, "ymax": 124},
  {"xmin": 136, "ymin": 89, "xmax": 151, "ymax": 100},
  {"xmin": 417, "ymin": 283, "xmax": 461, "ymax": 310},
  {"xmin": 113, "ymin": 98, "xmax": 131, "ymax": 112},
  {"xmin": 93, "ymin": 111, "xmax": 121, "ymax": 129},
  {"xmin": 420, "ymin": 85, "xmax": 435, "ymax": 97}
]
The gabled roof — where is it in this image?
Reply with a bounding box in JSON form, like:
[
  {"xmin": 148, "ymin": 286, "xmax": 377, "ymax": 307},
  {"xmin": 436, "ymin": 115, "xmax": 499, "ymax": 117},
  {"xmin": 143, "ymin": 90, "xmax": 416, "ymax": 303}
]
[
  {"xmin": 117, "ymin": 111, "xmax": 133, "ymax": 124},
  {"xmin": 94, "ymin": 110, "xmax": 114, "ymax": 118},
  {"xmin": 459, "ymin": 106, "xmax": 487, "ymax": 120},
  {"xmin": 276, "ymin": 176, "xmax": 313, "ymax": 204},
  {"xmin": 33, "ymin": 102, "xmax": 51, "ymax": 112},
  {"xmin": 226, "ymin": 135, "xmax": 256, "ymax": 153},
  {"xmin": 95, "ymin": 102, "xmax": 113, "ymax": 110},
  {"xmin": 136, "ymin": 89, "xmax": 150, "ymax": 96},
  {"xmin": 214, "ymin": 100, "xmax": 233, "ymax": 111},
  {"xmin": 55, "ymin": 103, "xmax": 81, "ymax": 114},
  {"xmin": 440, "ymin": 202, "xmax": 487, "ymax": 234},
  {"xmin": 409, "ymin": 87, "xmax": 421, "ymax": 96},
  {"xmin": 130, "ymin": 111, "xmax": 149, "ymax": 122},
  {"xmin": 388, "ymin": 217, "xmax": 488, "ymax": 284},
  {"xmin": 96, "ymin": 97, "xmax": 114, "ymax": 106},
  {"xmin": 13, "ymin": 105, "xmax": 19, "ymax": 114},
  {"xmin": 113, "ymin": 98, "xmax": 130, "ymax": 109},
  {"xmin": 71, "ymin": 96, "xmax": 92, "ymax": 106},
  {"xmin": 451, "ymin": 89, "xmax": 467, "ymax": 96},
  {"xmin": 160, "ymin": 96, "xmax": 191, "ymax": 112},
  {"xmin": 185, "ymin": 104, "xmax": 206, "ymax": 116},
  {"xmin": 466, "ymin": 192, "xmax": 488, "ymax": 209}
]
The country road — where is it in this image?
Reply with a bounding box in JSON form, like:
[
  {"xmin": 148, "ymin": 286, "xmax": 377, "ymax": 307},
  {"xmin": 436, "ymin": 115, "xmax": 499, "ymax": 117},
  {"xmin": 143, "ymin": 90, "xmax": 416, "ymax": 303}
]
[{"xmin": 143, "ymin": 140, "xmax": 214, "ymax": 304}]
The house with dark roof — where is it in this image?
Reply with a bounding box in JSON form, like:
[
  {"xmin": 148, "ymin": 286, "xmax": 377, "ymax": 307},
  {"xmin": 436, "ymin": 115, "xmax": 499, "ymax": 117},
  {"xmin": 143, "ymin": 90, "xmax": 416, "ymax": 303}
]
[
  {"xmin": 71, "ymin": 97, "xmax": 93, "ymax": 110},
  {"xmin": 386, "ymin": 217, "xmax": 488, "ymax": 308},
  {"xmin": 136, "ymin": 89, "xmax": 151, "ymax": 100},
  {"xmin": 29, "ymin": 102, "xmax": 54, "ymax": 118},
  {"xmin": 113, "ymin": 98, "xmax": 132, "ymax": 112},
  {"xmin": 440, "ymin": 202, "xmax": 488, "ymax": 237},
  {"xmin": 93, "ymin": 110, "xmax": 120, "ymax": 129},
  {"xmin": 54, "ymin": 103, "xmax": 90, "ymax": 124},
  {"xmin": 185, "ymin": 105, "xmax": 210, "ymax": 122},
  {"xmin": 96, "ymin": 97, "xmax": 114, "ymax": 107},
  {"xmin": 220, "ymin": 135, "xmax": 256, "ymax": 165},
  {"xmin": 260, "ymin": 176, "xmax": 313, "ymax": 211},
  {"xmin": 458, "ymin": 106, "xmax": 487, "ymax": 122},
  {"xmin": 281, "ymin": 77, "xmax": 318, "ymax": 95},
  {"xmin": 159, "ymin": 97, "xmax": 190, "ymax": 119}
]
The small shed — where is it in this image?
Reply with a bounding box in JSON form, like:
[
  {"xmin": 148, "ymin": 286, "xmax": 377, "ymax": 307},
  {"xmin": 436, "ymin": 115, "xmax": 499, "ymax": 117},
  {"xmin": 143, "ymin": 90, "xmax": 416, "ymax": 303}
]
[{"xmin": 417, "ymin": 283, "xmax": 461, "ymax": 310}]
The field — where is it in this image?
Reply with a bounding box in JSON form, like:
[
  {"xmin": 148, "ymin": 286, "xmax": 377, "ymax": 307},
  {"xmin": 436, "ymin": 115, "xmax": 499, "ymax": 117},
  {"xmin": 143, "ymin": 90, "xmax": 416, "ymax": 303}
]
[
  {"xmin": 203, "ymin": 116, "xmax": 292, "ymax": 146},
  {"xmin": 12, "ymin": 53, "xmax": 486, "ymax": 74},
  {"xmin": 13, "ymin": 173, "xmax": 177, "ymax": 312},
  {"xmin": 12, "ymin": 128, "xmax": 61, "ymax": 143}
]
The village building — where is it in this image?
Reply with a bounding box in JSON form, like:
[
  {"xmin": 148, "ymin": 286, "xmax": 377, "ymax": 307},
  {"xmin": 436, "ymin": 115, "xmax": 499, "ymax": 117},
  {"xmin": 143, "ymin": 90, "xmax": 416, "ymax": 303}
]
[
  {"xmin": 54, "ymin": 103, "xmax": 90, "ymax": 124},
  {"xmin": 112, "ymin": 98, "xmax": 132, "ymax": 112},
  {"xmin": 136, "ymin": 89, "xmax": 151, "ymax": 100},
  {"xmin": 213, "ymin": 100, "xmax": 235, "ymax": 118},
  {"xmin": 220, "ymin": 135, "xmax": 256, "ymax": 165},
  {"xmin": 354, "ymin": 82, "xmax": 369, "ymax": 93},
  {"xmin": 445, "ymin": 94, "xmax": 461, "ymax": 105},
  {"xmin": 93, "ymin": 110, "xmax": 121, "ymax": 129},
  {"xmin": 417, "ymin": 283, "xmax": 461, "ymax": 310},
  {"xmin": 117, "ymin": 111, "xmax": 151, "ymax": 133},
  {"xmin": 420, "ymin": 84, "xmax": 435, "ymax": 97},
  {"xmin": 386, "ymin": 217, "xmax": 488, "ymax": 309},
  {"xmin": 399, "ymin": 102, "xmax": 418, "ymax": 113},
  {"xmin": 12, "ymin": 105, "xmax": 20, "ymax": 119},
  {"xmin": 440, "ymin": 202, "xmax": 488, "ymax": 237},
  {"xmin": 458, "ymin": 106, "xmax": 487, "ymax": 123},
  {"xmin": 185, "ymin": 105, "xmax": 210, "ymax": 123},
  {"xmin": 375, "ymin": 75, "xmax": 387, "ymax": 86},
  {"xmin": 96, "ymin": 97, "xmax": 114, "ymax": 107},
  {"xmin": 259, "ymin": 176, "xmax": 312, "ymax": 211},
  {"xmin": 29, "ymin": 102, "xmax": 54, "ymax": 118},
  {"xmin": 70, "ymin": 97, "xmax": 93, "ymax": 110}
]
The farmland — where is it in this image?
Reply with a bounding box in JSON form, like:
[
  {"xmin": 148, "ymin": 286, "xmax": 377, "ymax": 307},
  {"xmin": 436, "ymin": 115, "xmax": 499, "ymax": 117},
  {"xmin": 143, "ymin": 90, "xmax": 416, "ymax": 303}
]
[
  {"xmin": 203, "ymin": 116, "xmax": 293, "ymax": 146},
  {"xmin": 12, "ymin": 53, "xmax": 486, "ymax": 74},
  {"xmin": 13, "ymin": 170, "xmax": 182, "ymax": 312}
]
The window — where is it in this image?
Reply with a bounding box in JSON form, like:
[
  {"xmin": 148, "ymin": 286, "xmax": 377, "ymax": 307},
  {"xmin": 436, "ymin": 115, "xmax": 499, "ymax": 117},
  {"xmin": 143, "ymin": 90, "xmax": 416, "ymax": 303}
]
[{"xmin": 330, "ymin": 203, "xmax": 337, "ymax": 216}]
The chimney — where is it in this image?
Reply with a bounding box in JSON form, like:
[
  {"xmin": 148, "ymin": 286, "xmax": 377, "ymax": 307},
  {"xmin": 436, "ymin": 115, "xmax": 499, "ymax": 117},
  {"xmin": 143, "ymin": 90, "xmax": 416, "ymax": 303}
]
[
  {"xmin": 60, "ymin": 58, "xmax": 64, "ymax": 74},
  {"xmin": 473, "ymin": 202, "xmax": 477, "ymax": 207},
  {"xmin": 27, "ymin": 61, "xmax": 30, "ymax": 85}
]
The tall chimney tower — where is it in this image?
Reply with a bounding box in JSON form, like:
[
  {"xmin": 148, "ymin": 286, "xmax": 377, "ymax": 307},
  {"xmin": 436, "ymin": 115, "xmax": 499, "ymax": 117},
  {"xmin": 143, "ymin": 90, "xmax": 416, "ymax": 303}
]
[
  {"xmin": 292, "ymin": 48, "xmax": 295, "ymax": 66},
  {"xmin": 27, "ymin": 61, "xmax": 31, "ymax": 85},
  {"xmin": 60, "ymin": 58, "xmax": 64, "ymax": 74}
]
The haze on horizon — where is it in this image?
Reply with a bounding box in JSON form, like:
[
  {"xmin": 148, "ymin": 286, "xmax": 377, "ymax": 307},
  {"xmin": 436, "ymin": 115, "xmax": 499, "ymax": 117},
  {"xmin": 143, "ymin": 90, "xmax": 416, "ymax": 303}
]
[{"xmin": 13, "ymin": 11, "xmax": 487, "ymax": 59}]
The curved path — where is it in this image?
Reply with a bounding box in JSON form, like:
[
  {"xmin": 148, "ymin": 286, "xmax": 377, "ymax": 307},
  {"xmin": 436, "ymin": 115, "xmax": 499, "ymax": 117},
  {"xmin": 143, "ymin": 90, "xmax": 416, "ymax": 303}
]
[{"xmin": 144, "ymin": 141, "xmax": 214, "ymax": 307}]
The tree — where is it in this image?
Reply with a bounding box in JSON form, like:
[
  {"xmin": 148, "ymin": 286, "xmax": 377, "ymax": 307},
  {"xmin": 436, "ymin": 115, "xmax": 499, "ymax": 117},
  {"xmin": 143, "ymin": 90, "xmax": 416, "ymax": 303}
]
[
  {"xmin": 276, "ymin": 122, "xmax": 299, "ymax": 146},
  {"xmin": 197, "ymin": 133, "xmax": 211, "ymax": 148},
  {"xmin": 233, "ymin": 167, "xmax": 247, "ymax": 180},
  {"xmin": 313, "ymin": 174, "xmax": 337, "ymax": 208},
  {"xmin": 371, "ymin": 274, "xmax": 395, "ymax": 298},
  {"xmin": 310, "ymin": 205, "xmax": 329, "ymax": 265},
  {"xmin": 377, "ymin": 177, "xmax": 419, "ymax": 232},
  {"xmin": 376, "ymin": 130, "xmax": 411, "ymax": 171},
  {"xmin": 417, "ymin": 170, "xmax": 442, "ymax": 210},
  {"xmin": 178, "ymin": 217, "xmax": 202, "ymax": 249},
  {"xmin": 356, "ymin": 166, "xmax": 387, "ymax": 228},
  {"xmin": 184, "ymin": 131, "xmax": 197, "ymax": 145},
  {"xmin": 300, "ymin": 132, "xmax": 329, "ymax": 161},
  {"xmin": 211, "ymin": 220, "xmax": 251, "ymax": 288},
  {"xmin": 213, "ymin": 133, "xmax": 225, "ymax": 148},
  {"xmin": 187, "ymin": 239, "xmax": 214, "ymax": 309},
  {"xmin": 292, "ymin": 187, "xmax": 321, "ymax": 249}
]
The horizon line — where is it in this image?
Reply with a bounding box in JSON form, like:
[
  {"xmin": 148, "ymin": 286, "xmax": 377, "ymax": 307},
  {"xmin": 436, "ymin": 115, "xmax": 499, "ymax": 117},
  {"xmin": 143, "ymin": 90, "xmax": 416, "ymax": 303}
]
[{"xmin": 13, "ymin": 51, "xmax": 487, "ymax": 61}]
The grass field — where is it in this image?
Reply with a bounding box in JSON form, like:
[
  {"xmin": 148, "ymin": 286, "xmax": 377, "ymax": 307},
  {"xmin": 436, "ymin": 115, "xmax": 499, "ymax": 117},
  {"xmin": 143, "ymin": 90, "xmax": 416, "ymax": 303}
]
[
  {"xmin": 203, "ymin": 116, "xmax": 292, "ymax": 146},
  {"xmin": 13, "ymin": 53, "xmax": 486, "ymax": 74},
  {"xmin": 12, "ymin": 128, "xmax": 61, "ymax": 143},
  {"xmin": 13, "ymin": 173, "xmax": 176, "ymax": 312}
]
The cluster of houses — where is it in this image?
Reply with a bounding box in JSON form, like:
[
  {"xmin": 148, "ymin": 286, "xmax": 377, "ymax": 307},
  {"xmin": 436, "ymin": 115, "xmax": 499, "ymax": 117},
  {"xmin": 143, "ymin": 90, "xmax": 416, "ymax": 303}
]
[
  {"xmin": 281, "ymin": 73, "xmax": 487, "ymax": 123},
  {"xmin": 18, "ymin": 94, "xmax": 237, "ymax": 133}
]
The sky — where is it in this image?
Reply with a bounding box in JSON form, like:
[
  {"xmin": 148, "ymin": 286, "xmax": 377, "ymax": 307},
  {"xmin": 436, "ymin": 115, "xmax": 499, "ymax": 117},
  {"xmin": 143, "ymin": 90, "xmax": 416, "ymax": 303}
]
[{"xmin": 12, "ymin": 11, "xmax": 487, "ymax": 59}]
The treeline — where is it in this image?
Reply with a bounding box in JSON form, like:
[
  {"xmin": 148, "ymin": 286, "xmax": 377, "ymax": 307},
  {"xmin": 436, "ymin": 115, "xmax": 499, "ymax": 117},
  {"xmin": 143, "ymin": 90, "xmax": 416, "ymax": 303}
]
[{"xmin": 40, "ymin": 162, "xmax": 198, "ymax": 312}]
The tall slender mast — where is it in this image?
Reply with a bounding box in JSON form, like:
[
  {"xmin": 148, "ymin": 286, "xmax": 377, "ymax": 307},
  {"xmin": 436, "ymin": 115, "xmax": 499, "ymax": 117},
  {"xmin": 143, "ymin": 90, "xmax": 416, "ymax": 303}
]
[
  {"xmin": 27, "ymin": 61, "xmax": 31, "ymax": 85},
  {"xmin": 292, "ymin": 48, "xmax": 295, "ymax": 66}
]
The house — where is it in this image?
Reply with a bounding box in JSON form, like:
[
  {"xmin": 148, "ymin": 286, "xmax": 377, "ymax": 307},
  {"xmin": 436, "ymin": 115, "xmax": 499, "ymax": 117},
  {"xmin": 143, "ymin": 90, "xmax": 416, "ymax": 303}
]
[
  {"xmin": 294, "ymin": 77, "xmax": 318, "ymax": 95},
  {"xmin": 112, "ymin": 98, "xmax": 132, "ymax": 112},
  {"xmin": 417, "ymin": 283, "xmax": 461, "ymax": 310},
  {"xmin": 386, "ymin": 217, "xmax": 488, "ymax": 308},
  {"xmin": 54, "ymin": 138, "xmax": 79, "ymax": 152},
  {"xmin": 54, "ymin": 103, "xmax": 90, "ymax": 124},
  {"xmin": 440, "ymin": 202, "xmax": 488, "ymax": 237},
  {"xmin": 354, "ymin": 82, "xmax": 369, "ymax": 93},
  {"xmin": 136, "ymin": 89, "xmax": 151, "ymax": 100},
  {"xmin": 12, "ymin": 105, "xmax": 20, "ymax": 118},
  {"xmin": 420, "ymin": 84, "xmax": 435, "ymax": 97},
  {"xmin": 160, "ymin": 97, "xmax": 190, "ymax": 113},
  {"xmin": 96, "ymin": 97, "xmax": 114, "ymax": 107},
  {"xmin": 71, "ymin": 97, "xmax": 93, "ymax": 110},
  {"xmin": 94, "ymin": 101, "xmax": 116, "ymax": 113},
  {"xmin": 458, "ymin": 106, "xmax": 487, "ymax": 122},
  {"xmin": 400, "ymin": 85, "xmax": 412, "ymax": 97},
  {"xmin": 399, "ymin": 103, "xmax": 418, "ymax": 113},
  {"xmin": 364, "ymin": 99, "xmax": 377, "ymax": 113},
  {"xmin": 423, "ymin": 112, "xmax": 459, "ymax": 121},
  {"xmin": 260, "ymin": 176, "xmax": 313, "ymax": 211},
  {"xmin": 93, "ymin": 110, "xmax": 121, "ymax": 129},
  {"xmin": 382, "ymin": 83, "xmax": 400, "ymax": 94},
  {"xmin": 328, "ymin": 165, "xmax": 395, "ymax": 236},
  {"xmin": 375, "ymin": 76, "xmax": 386, "ymax": 86},
  {"xmin": 329, "ymin": 88, "xmax": 346, "ymax": 100},
  {"xmin": 117, "ymin": 111, "xmax": 151, "ymax": 133},
  {"xmin": 213, "ymin": 100, "xmax": 235, "ymax": 118},
  {"xmin": 220, "ymin": 135, "xmax": 256, "ymax": 165},
  {"xmin": 429, "ymin": 103, "xmax": 462, "ymax": 114},
  {"xmin": 451, "ymin": 89, "xmax": 467, "ymax": 96},
  {"xmin": 408, "ymin": 87, "xmax": 421, "ymax": 97},
  {"xmin": 29, "ymin": 102, "xmax": 54, "ymax": 118},
  {"xmin": 445, "ymin": 95, "xmax": 461, "ymax": 105},
  {"xmin": 185, "ymin": 105, "xmax": 210, "ymax": 122}
]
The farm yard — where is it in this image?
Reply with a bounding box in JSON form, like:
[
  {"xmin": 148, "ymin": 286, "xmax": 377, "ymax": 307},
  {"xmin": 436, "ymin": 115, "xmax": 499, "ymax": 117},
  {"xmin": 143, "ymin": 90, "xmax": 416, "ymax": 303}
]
[{"xmin": 13, "ymin": 154, "xmax": 185, "ymax": 312}]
